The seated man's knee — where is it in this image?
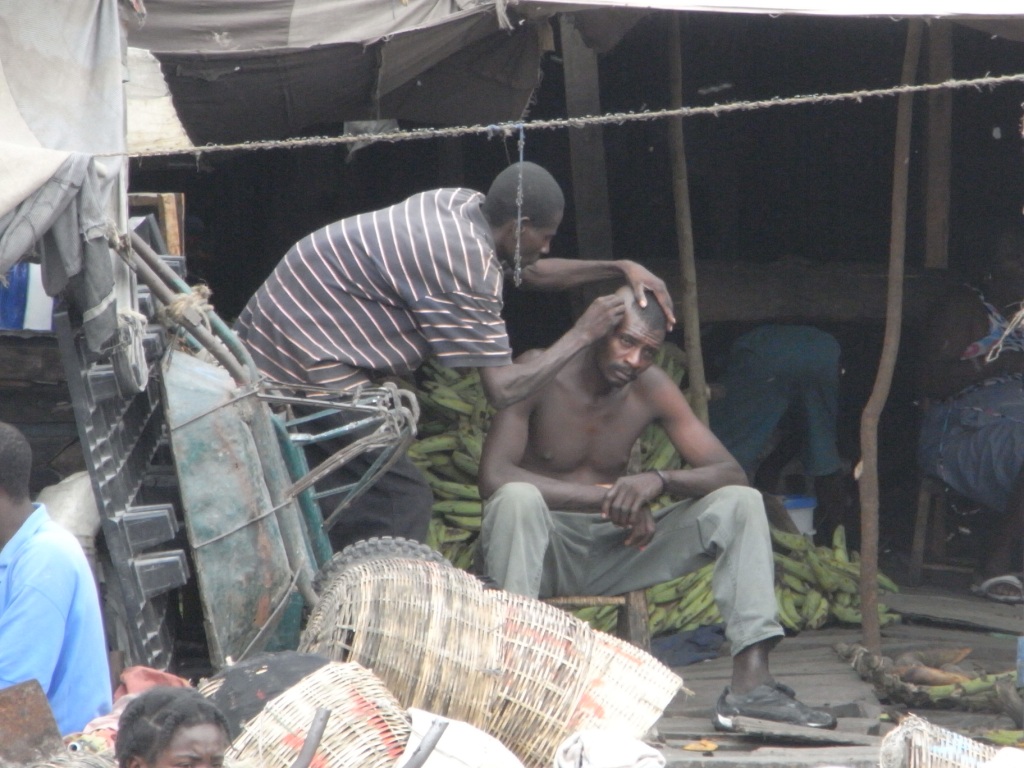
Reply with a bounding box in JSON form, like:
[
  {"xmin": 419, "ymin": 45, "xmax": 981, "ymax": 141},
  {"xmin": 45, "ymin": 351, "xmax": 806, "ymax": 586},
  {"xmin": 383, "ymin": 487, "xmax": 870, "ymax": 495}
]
[
  {"xmin": 488, "ymin": 481, "xmax": 545, "ymax": 508},
  {"xmin": 483, "ymin": 482, "xmax": 547, "ymax": 531},
  {"xmin": 710, "ymin": 485, "xmax": 768, "ymax": 527}
]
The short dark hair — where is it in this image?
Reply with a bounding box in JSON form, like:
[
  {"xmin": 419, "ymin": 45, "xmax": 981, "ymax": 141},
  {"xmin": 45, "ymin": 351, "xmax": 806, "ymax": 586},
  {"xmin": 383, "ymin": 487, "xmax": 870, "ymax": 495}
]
[
  {"xmin": 482, "ymin": 161, "xmax": 564, "ymax": 229},
  {"xmin": 0, "ymin": 422, "xmax": 32, "ymax": 502},
  {"xmin": 115, "ymin": 687, "xmax": 230, "ymax": 768}
]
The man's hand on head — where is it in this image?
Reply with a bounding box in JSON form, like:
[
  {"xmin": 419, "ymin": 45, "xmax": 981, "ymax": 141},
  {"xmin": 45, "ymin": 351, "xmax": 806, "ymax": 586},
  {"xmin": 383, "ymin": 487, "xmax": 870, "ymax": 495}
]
[
  {"xmin": 574, "ymin": 294, "xmax": 627, "ymax": 345},
  {"xmin": 617, "ymin": 261, "xmax": 676, "ymax": 331}
]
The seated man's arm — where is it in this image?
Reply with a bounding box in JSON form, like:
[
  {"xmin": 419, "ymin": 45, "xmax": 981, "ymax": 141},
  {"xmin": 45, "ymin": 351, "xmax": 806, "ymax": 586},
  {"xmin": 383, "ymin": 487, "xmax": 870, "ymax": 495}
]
[
  {"xmin": 478, "ymin": 294, "xmax": 625, "ymax": 409},
  {"xmin": 478, "ymin": 359, "xmax": 607, "ymax": 512},
  {"xmin": 653, "ymin": 367, "xmax": 748, "ymax": 493},
  {"xmin": 601, "ymin": 367, "xmax": 747, "ymax": 547},
  {"xmin": 604, "ymin": 367, "xmax": 746, "ymax": 506}
]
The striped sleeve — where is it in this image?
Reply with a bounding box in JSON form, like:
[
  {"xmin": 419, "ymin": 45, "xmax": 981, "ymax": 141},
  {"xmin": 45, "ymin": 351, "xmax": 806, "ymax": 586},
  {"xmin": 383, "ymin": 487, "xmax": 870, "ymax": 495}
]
[{"xmin": 407, "ymin": 290, "xmax": 512, "ymax": 368}]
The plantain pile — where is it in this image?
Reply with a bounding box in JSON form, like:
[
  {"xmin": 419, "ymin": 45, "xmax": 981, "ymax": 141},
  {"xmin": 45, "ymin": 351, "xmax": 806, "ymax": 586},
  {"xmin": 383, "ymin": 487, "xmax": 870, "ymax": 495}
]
[
  {"xmin": 770, "ymin": 524, "xmax": 900, "ymax": 632},
  {"xmin": 402, "ymin": 348, "xmax": 900, "ymax": 637}
]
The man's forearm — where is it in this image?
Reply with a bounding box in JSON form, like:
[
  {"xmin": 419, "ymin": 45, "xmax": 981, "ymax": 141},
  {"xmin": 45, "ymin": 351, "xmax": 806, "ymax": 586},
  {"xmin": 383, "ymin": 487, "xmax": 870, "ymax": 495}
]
[
  {"xmin": 480, "ymin": 328, "xmax": 590, "ymax": 408},
  {"xmin": 659, "ymin": 462, "xmax": 748, "ymax": 498},
  {"xmin": 519, "ymin": 258, "xmax": 627, "ymax": 291},
  {"xmin": 482, "ymin": 466, "xmax": 606, "ymax": 511}
]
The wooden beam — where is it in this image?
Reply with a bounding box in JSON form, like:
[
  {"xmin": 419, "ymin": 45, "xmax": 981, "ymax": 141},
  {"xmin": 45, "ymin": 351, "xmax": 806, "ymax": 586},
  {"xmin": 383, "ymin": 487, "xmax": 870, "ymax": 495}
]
[
  {"xmin": 645, "ymin": 258, "xmax": 954, "ymax": 325},
  {"xmin": 559, "ymin": 14, "xmax": 615, "ymax": 265},
  {"xmin": 667, "ymin": 13, "xmax": 708, "ymax": 425},
  {"xmin": 128, "ymin": 192, "xmax": 185, "ymax": 256},
  {"xmin": 924, "ymin": 21, "xmax": 952, "ymax": 270}
]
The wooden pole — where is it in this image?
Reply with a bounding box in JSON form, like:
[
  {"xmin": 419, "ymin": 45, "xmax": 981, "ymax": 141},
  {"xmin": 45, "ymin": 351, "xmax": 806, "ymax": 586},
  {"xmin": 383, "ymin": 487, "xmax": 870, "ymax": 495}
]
[
  {"xmin": 924, "ymin": 21, "xmax": 952, "ymax": 270},
  {"xmin": 560, "ymin": 14, "xmax": 615, "ymax": 266},
  {"xmin": 859, "ymin": 19, "xmax": 922, "ymax": 654},
  {"xmin": 667, "ymin": 13, "xmax": 708, "ymax": 424}
]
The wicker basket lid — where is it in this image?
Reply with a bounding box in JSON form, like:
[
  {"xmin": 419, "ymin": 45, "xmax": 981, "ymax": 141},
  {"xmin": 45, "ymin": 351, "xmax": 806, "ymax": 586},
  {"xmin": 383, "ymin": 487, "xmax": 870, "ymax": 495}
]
[{"xmin": 228, "ymin": 661, "xmax": 411, "ymax": 768}]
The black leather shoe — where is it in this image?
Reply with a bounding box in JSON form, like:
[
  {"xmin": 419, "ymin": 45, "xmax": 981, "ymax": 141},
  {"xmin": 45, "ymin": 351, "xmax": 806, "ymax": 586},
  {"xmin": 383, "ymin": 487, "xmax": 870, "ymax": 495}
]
[{"xmin": 713, "ymin": 684, "xmax": 838, "ymax": 731}]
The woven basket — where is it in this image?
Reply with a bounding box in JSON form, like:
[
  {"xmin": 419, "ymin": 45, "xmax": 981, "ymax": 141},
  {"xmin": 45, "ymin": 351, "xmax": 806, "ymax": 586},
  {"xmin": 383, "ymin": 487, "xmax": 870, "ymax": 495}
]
[
  {"xmin": 487, "ymin": 591, "xmax": 597, "ymax": 767},
  {"xmin": 300, "ymin": 559, "xmax": 681, "ymax": 768},
  {"xmin": 301, "ymin": 559, "xmax": 503, "ymax": 728},
  {"xmin": 228, "ymin": 662, "xmax": 411, "ymax": 768},
  {"xmin": 879, "ymin": 714, "xmax": 1001, "ymax": 768},
  {"xmin": 569, "ymin": 628, "xmax": 685, "ymax": 735}
]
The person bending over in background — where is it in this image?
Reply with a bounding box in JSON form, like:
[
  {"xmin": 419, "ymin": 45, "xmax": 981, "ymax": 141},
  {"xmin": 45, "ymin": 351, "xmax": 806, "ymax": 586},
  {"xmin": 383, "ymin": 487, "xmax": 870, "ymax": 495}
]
[
  {"xmin": 918, "ymin": 226, "xmax": 1024, "ymax": 604},
  {"xmin": 115, "ymin": 687, "xmax": 230, "ymax": 768},
  {"xmin": 708, "ymin": 324, "xmax": 853, "ymax": 543},
  {"xmin": 0, "ymin": 421, "xmax": 111, "ymax": 735},
  {"xmin": 477, "ymin": 287, "xmax": 836, "ymax": 731},
  {"xmin": 235, "ymin": 161, "xmax": 674, "ymax": 553}
]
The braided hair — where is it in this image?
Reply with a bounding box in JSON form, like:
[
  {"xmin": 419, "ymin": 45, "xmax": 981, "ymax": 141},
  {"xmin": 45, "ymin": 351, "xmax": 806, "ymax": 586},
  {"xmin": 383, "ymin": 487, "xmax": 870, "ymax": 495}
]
[{"xmin": 115, "ymin": 687, "xmax": 230, "ymax": 768}]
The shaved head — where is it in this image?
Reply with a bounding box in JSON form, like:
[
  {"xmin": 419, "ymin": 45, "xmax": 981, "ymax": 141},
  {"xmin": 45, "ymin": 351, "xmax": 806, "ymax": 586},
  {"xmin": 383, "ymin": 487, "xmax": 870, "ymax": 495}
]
[{"xmin": 616, "ymin": 285, "xmax": 668, "ymax": 336}]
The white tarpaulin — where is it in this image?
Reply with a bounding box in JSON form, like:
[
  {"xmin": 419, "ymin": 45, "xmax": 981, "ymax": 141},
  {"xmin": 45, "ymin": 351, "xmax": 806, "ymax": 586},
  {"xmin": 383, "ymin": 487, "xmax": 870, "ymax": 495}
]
[
  {"xmin": 126, "ymin": 0, "xmax": 546, "ymax": 149},
  {"xmin": 124, "ymin": 0, "xmax": 1024, "ymax": 156},
  {"xmin": 0, "ymin": 0, "xmax": 126, "ymax": 349},
  {"xmin": 128, "ymin": 0, "xmax": 495, "ymax": 53}
]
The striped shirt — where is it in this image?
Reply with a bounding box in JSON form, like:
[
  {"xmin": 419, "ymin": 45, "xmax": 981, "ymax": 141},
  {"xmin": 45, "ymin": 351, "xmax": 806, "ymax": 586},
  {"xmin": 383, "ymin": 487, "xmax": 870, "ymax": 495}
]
[{"xmin": 235, "ymin": 188, "xmax": 511, "ymax": 390}]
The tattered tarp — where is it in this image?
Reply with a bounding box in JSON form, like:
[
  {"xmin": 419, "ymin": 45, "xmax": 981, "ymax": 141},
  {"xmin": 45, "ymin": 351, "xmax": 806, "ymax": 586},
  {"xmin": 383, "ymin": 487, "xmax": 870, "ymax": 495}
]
[
  {"xmin": 126, "ymin": 0, "xmax": 1024, "ymax": 155},
  {"xmin": 0, "ymin": 0, "xmax": 123, "ymax": 350},
  {"xmin": 126, "ymin": 0, "xmax": 547, "ymax": 147}
]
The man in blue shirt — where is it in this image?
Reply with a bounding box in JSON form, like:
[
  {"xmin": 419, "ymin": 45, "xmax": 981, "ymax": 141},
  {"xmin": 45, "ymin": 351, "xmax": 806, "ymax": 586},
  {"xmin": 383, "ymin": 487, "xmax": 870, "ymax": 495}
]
[{"xmin": 0, "ymin": 422, "xmax": 111, "ymax": 734}]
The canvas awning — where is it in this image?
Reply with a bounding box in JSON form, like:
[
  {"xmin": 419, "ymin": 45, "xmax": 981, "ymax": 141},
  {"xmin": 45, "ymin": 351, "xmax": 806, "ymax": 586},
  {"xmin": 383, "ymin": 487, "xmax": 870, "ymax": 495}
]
[
  {"xmin": 0, "ymin": 0, "xmax": 127, "ymax": 349},
  {"xmin": 125, "ymin": 0, "xmax": 1024, "ymax": 157},
  {"xmin": 126, "ymin": 0, "xmax": 549, "ymax": 151}
]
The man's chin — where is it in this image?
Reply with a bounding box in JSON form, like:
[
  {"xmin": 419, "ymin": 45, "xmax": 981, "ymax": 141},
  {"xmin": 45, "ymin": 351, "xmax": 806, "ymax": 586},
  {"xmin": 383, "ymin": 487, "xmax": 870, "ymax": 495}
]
[{"xmin": 608, "ymin": 370, "xmax": 636, "ymax": 387}]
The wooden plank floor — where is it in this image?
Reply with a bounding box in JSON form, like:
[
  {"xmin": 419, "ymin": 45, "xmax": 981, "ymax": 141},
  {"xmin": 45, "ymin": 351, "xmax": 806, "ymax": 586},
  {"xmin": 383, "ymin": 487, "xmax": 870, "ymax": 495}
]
[
  {"xmin": 655, "ymin": 627, "xmax": 884, "ymax": 766},
  {"xmin": 884, "ymin": 585, "xmax": 1023, "ymax": 635},
  {"xmin": 650, "ymin": 618, "xmax": 1021, "ymax": 767}
]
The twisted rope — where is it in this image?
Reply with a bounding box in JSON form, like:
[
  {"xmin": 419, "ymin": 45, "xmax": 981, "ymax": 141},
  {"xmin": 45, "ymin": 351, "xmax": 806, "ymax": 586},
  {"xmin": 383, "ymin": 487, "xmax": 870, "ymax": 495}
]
[{"xmin": 107, "ymin": 71, "xmax": 1024, "ymax": 161}]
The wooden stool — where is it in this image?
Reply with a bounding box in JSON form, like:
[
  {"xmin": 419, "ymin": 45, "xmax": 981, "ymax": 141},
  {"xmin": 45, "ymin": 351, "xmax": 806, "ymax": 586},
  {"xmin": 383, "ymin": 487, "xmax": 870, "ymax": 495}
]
[
  {"xmin": 909, "ymin": 476, "xmax": 977, "ymax": 586},
  {"xmin": 545, "ymin": 590, "xmax": 650, "ymax": 651}
]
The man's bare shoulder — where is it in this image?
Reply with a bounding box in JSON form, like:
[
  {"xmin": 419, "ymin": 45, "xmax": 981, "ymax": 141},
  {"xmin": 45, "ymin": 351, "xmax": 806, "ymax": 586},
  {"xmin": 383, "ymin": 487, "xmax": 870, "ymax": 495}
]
[{"xmin": 633, "ymin": 365, "xmax": 691, "ymax": 413}]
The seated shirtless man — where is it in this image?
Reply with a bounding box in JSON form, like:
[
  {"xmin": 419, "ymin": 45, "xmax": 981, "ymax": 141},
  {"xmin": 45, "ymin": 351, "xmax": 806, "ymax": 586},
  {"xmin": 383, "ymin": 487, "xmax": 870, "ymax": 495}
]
[{"xmin": 477, "ymin": 286, "xmax": 836, "ymax": 731}]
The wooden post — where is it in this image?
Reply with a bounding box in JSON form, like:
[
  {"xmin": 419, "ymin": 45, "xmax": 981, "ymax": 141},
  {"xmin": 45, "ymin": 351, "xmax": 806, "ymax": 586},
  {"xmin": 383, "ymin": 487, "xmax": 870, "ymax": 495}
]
[
  {"xmin": 859, "ymin": 19, "xmax": 922, "ymax": 654},
  {"xmin": 667, "ymin": 13, "xmax": 708, "ymax": 424},
  {"xmin": 560, "ymin": 13, "xmax": 615, "ymax": 268},
  {"xmin": 925, "ymin": 21, "xmax": 952, "ymax": 270}
]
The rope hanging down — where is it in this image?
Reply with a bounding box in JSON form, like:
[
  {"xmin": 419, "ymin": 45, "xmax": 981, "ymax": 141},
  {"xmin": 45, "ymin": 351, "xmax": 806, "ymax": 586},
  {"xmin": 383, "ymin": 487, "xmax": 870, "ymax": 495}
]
[
  {"xmin": 111, "ymin": 71, "xmax": 1024, "ymax": 161},
  {"xmin": 513, "ymin": 124, "xmax": 526, "ymax": 287}
]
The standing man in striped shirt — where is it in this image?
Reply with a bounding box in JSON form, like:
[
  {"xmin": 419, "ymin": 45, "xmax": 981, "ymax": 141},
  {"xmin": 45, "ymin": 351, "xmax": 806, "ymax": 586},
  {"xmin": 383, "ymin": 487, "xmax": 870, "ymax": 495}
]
[{"xmin": 236, "ymin": 161, "xmax": 675, "ymax": 553}]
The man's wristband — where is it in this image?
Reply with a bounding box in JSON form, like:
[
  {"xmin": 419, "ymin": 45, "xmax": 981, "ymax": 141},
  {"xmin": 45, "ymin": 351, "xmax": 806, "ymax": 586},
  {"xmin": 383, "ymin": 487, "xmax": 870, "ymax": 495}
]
[{"xmin": 654, "ymin": 469, "xmax": 669, "ymax": 493}]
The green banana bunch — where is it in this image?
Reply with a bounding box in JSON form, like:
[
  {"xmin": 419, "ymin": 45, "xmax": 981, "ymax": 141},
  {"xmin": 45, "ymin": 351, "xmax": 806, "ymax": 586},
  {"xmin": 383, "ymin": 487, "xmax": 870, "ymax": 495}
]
[
  {"xmin": 776, "ymin": 586, "xmax": 804, "ymax": 632},
  {"xmin": 764, "ymin": 524, "xmax": 902, "ymax": 634}
]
